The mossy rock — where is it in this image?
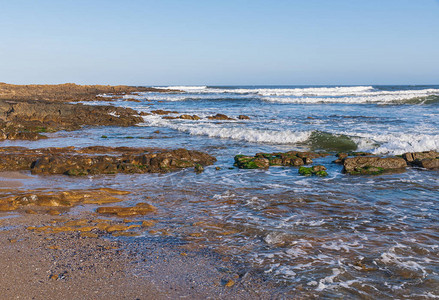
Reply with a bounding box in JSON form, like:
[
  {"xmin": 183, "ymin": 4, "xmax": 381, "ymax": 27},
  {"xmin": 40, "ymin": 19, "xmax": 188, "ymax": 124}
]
[
  {"xmin": 194, "ymin": 163, "xmax": 204, "ymax": 173},
  {"xmin": 299, "ymin": 167, "xmax": 313, "ymax": 176},
  {"xmin": 234, "ymin": 155, "xmax": 269, "ymax": 169},
  {"xmin": 66, "ymin": 169, "xmax": 89, "ymax": 176},
  {"xmin": 298, "ymin": 165, "xmax": 328, "ymax": 177},
  {"xmin": 350, "ymin": 166, "xmax": 384, "ymax": 175}
]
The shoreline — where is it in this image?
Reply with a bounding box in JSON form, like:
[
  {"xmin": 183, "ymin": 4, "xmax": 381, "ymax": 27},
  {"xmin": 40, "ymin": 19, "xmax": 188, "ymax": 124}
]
[
  {"xmin": 0, "ymin": 212, "xmax": 281, "ymax": 299},
  {"xmin": 1, "ymin": 83, "xmax": 439, "ymax": 298}
]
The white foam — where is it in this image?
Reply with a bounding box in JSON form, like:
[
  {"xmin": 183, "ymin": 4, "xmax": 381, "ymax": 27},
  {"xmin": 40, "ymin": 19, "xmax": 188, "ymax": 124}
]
[
  {"xmin": 342, "ymin": 131, "xmax": 439, "ymax": 155},
  {"xmin": 316, "ymin": 268, "xmax": 342, "ymax": 291},
  {"xmin": 153, "ymin": 86, "xmax": 207, "ymax": 91},
  {"xmin": 142, "ymin": 86, "xmax": 439, "ymax": 104},
  {"xmin": 139, "ymin": 115, "xmax": 312, "ymax": 144}
]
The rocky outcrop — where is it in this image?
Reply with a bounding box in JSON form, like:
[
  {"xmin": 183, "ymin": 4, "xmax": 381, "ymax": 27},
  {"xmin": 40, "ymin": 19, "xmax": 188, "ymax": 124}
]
[
  {"xmin": 238, "ymin": 115, "xmax": 250, "ymax": 120},
  {"xmin": 402, "ymin": 151, "xmax": 439, "ymax": 169},
  {"xmin": 179, "ymin": 114, "xmax": 200, "ymax": 120},
  {"xmin": 151, "ymin": 109, "xmax": 178, "ymax": 115},
  {"xmin": 0, "ymin": 82, "xmax": 175, "ymax": 102},
  {"xmin": 0, "ymin": 123, "xmax": 46, "ymax": 140},
  {"xmin": 0, "ymin": 188, "xmax": 128, "ymax": 212},
  {"xmin": 0, "ymin": 146, "xmax": 217, "ymax": 175},
  {"xmin": 96, "ymin": 203, "xmax": 156, "ymax": 217},
  {"xmin": 162, "ymin": 114, "xmax": 200, "ymax": 120},
  {"xmin": 207, "ymin": 114, "xmax": 235, "ymax": 121},
  {"xmin": 298, "ymin": 165, "xmax": 328, "ymax": 177},
  {"xmin": 0, "ymin": 99, "xmax": 143, "ymax": 140},
  {"xmin": 343, "ymin": 156, "xmax": 407, "ymax": 175},
  {"xmin": 334, "ymin": 152, "xmax": 372, "ymax": 164},
  {"xmin": 234, "ymin": 151, "xmax": 329, "ymax": 169}
]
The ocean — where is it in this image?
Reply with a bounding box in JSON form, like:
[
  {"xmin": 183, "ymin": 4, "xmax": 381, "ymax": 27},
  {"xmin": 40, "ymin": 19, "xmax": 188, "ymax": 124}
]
[{"xmin": 5, "ymin": 85, "xmax": 439, "ymax": 297}]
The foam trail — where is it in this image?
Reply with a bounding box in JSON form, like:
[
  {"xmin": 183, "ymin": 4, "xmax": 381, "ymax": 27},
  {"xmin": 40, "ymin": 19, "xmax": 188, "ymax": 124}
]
[
  {"xmin": 141, "ymin": 86, "xmax": 439, "ymax": 104},
  {"xmin": 140, "ymin": 115, "xmax": 312, "ymax": 144}
]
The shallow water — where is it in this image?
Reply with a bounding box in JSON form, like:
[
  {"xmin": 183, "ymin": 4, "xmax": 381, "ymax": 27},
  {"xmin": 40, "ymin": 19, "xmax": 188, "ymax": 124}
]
[{"xmin": 2, "ymin": 85, "xmax": 439, "ymax": 298}]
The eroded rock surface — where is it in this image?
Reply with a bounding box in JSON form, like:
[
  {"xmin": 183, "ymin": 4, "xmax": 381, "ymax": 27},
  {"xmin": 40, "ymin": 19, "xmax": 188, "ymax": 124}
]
[
  {"xmin": 207, "ymin": 114, "xmax": 235, "ymax": 121},
  {"xmin": 0, "ymin": 188, "xmax": 128, "ymax": 212},
  {"xmin": 402, "ymin": 151, "xmax": 439, "ymax": 169},
  {"xmin": 97, "ymin": 203, "xmax": 157, "ymax": 217},
  {"xmin": 234, "ymin": 151, "xmax": 329, "ymax": 169},
  {"xmin": 343, "ymin": 156, "xmax": 407, "ymax": 175},
  {"xmin": 0, "ymin": 99, "xmax": 143, "ymax": 140},
  {"xmin": 0, "ymin": 146, "xmax": 217, "ymax": 175},
  {"xmin": 298, "ymin": 165, "xmax": 328, "ymax": 177},
  {"xmin": 0, "ymin": 82, "xmax": 173, "ymax": 102}
]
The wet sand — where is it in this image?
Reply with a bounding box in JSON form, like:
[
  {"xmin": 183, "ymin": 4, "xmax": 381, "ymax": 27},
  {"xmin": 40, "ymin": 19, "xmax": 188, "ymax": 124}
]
[
  {"xmin": 0, "ymin": 171, "xmax": 32, "ymax": 188},
  {"xmin": 0, "ymin": 211, "xmax": 282, "ymax": 299}
]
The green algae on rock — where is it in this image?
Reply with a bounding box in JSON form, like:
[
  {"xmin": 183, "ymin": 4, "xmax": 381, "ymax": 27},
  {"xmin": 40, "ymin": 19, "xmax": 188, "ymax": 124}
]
[
  {"xmin": 234, "ymin": 151, "xmax": 329, "ymax": 169},
  {"xmin": 298, "ymin": 165, "xmax": 328, "ymax": 177},
  {"xmin": 0, "ymin": 146, "xmax": 217, "ymax": 175},
  {"xmin": 343, "ymin": 156, "xmax": 407, "ymax": 175}
]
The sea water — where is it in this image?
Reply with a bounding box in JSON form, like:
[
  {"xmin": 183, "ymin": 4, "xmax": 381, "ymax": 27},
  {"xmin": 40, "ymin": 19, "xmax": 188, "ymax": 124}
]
[{"xmin": 4, "ymin": 85, "xmax": 439, "ymax": 298}]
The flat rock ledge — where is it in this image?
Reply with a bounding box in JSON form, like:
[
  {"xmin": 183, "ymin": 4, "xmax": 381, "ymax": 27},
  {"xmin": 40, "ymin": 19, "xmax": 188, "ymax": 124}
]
[
  {"xmin": 234, "ymin": 151, "xmax": 329, "ymax": 169},
  {"xmin": 0, "ymin": 99, "xmax": 143, "ymax": 140},
  {"xmin": 0, "ymin": 146, "xmax": 216, "ymax": 175},
  {"xmin": 342, "ymin": 150, "xmax": 439, "ymax": 175}
]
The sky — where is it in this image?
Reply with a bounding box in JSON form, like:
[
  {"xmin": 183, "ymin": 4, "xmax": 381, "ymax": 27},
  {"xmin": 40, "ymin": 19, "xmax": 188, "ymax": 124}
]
[{"xmin": 0, "ymin": 0, "xmax": 438, "ymax": 86}]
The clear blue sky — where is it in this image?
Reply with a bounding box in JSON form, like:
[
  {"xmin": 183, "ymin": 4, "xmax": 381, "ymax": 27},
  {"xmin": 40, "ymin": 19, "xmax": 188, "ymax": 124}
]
[{"xmin": 0, "ymin": 0, "xmax": 438, "ymax": 85}]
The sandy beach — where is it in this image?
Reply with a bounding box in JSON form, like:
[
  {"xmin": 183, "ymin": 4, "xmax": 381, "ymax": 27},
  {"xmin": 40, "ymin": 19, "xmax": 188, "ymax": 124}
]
[
  {"xmin": 0, "ymin": 212, "xmax": 282, "ymax": 299},
  {"xmin": 0, "ymin": 84, "xmax": 284, "ymax": 299},
  {"xmin": 1, "ymin": 83, "xmax": 439, "ymax": 298}
]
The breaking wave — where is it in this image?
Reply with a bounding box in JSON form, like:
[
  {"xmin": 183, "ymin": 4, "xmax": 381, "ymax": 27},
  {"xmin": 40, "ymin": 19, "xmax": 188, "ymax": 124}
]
[
  {"xmin": 139, "ymin": 115, "xmax": 439, "ymax": 154},
  {"xmin": 143, "ymin": 86, "xmax": 439, "ymax": 105}
]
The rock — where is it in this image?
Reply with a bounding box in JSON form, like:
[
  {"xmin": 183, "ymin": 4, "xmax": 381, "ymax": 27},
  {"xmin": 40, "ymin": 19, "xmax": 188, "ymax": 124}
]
[
  {"xmin": 0, "ymin": 146, "xmax": 217, "ymax": 175},
  {"xmin": 0, "ymin": 82, "xmax": 173, "ymax": 102},
  {"xmin": 225, "ymin": 279, "xmax": 235, "ymax": 287},
  {"xmin": 334, "ymin": 151, "xmax": 372, "ymax": 164},
  {"xmin": 238, "ymin": 115, "xmax": 250, "ymax": 120},
  {"xmin": 179, "ymin": 114, "xmax": 200, "ymax": 120},
  {"xmin": 122, "ymin": 98, "xmax": 141, "ymax": 103},
  {"xmin": 96, "ymin": 203, "xmax": 156, "ymax": 217},
  {"xmin": 207, "ymin": 113, "xmax": 234, "ymax": 120},
  {"xmin": 151, "ymin": 109, "xmax": 178, "ymax": 115},
  {"xmin": 402, "ymin": 151, "xmax": 439, "ymax": 163},
  {"xmin": 402, "ymin": 151, "xmax": 439, "ymax": 169},
  {"xmin": 0, "ymin": 98, "xmax": 143, "ymax": 140},
  {"xmin": 234, "ymin": 151, "xmax": 329, "ymax": 169},
  {"xmin": 343, "ymin": 156, "xmax": 407, "ymax": 175},
  {"xmin": 418, "ymin": 158, "xmax": 439, "ymax": 169},
  {"xmin": 234, "ymin": 155, "xmax": 269, "ymax": 169},
  {"xmin": 194, "ymin": 164, "xmax": 204, "ymax": 173},
  {"xmin": 0, "ymin": 123, "xmax": 46, "ymax": 141},
  {"xmin": 0, "ymin": 188, "xmax": 128, "ymax": 212},
  {"xmin": 298, "ymin": 165, "xmax": 328, "ymax": 177}
]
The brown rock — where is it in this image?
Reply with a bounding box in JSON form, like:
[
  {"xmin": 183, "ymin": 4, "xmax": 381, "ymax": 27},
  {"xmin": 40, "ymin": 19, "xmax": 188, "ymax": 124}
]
[
  {"xmin": 179, "ymin": 114, "xmax": 200, "ymax": 120},
  {"xmin": 238, "ymin": 115, "xmax": 250, "ymax": 120},
  {"xmin": 96, "ymin": 203, "xmax": 156, "ymax": 217},
  {"xmin": 0, "ymin": 146, "xmax": 216, "ymax": 175},
  {"xmin": 151, "ymin": 109, "xmax": 178, "ymax": 115},
  {"xmin": 0, "ymin": 82, "xmax": 174, "ymax": 102},
  {"xmin": 207, "ymin": 114, "xmax": 234, "ymax": 120},
  {"xmin": 343, "ymin": 156, "xmax": 407, "ymax": 174},
  {"xmin": 0, "ymin": 98, "xmax": 143, "ymax": 140},
  {"xmin": 0, "ymin": 188, "xmax": 128, "ymax": 212},
  {"xmin": 418, "ymin": 158, "xmax": 439, "ymax": 169}
]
